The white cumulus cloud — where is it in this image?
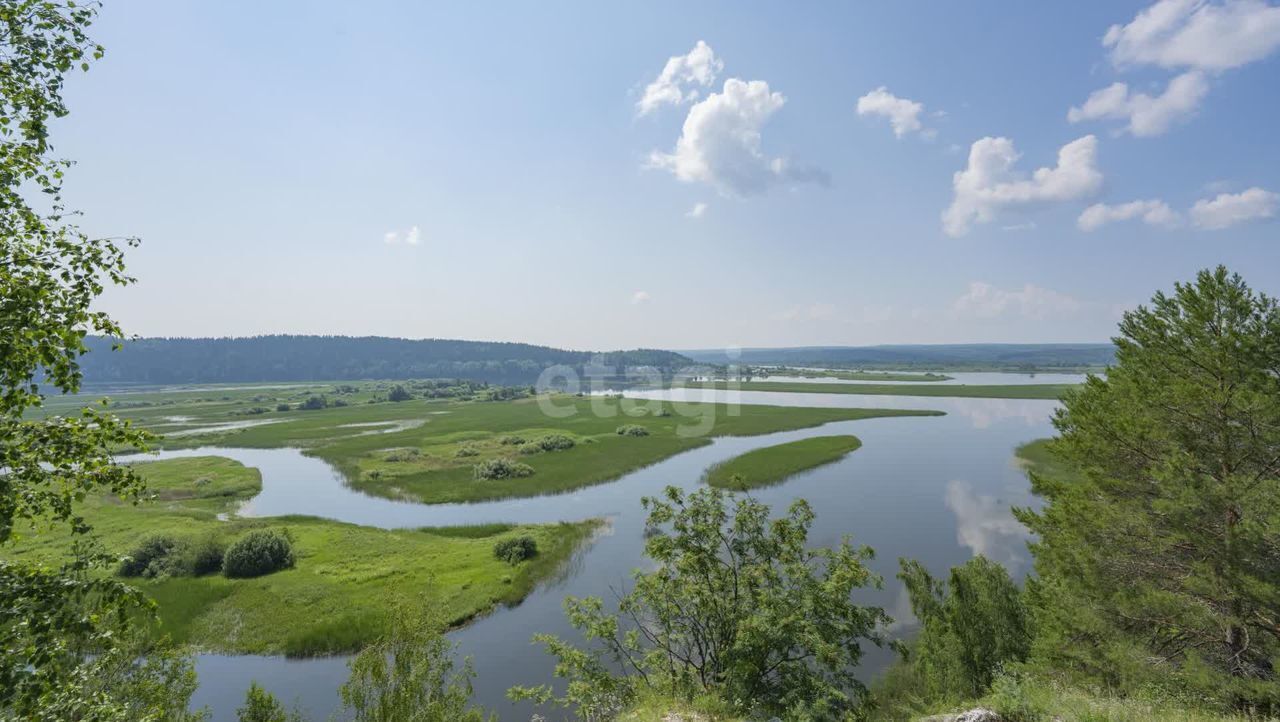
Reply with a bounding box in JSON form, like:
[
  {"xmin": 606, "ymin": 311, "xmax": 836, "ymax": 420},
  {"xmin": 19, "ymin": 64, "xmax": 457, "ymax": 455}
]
[
  {"xmin": 1078, "ymin": 199, "xmax": 1182, "ymax": 231},
  {"xmin": 942, "ymin": 135, "xmax": 1103, "ymax": 237},
  {"xmin": 1190, "ymin": 186, "xmax": 1279, "ymax": 228},
  {"xmin": 1068, "ymin": 71, "xmax": 1208, "ymax": 136},
  {"xmin": 1071, "ymin": 1, "xmax": 1280, "ymax": 137},
  {"xmin": 631, "ymin": 290, "xmax": 652, "ymax": 305},
  {"xmin": 636, "ymin": 40, "xmax": 723, "ymax": 116},
  {"xmin": 686, "ymin": 202, "xmax": 708, "ymax": 218},
  {"xmin": 951, "ymin": 282, "xmax": 1084, "ymax": 320},
  {"xmin": 1104, "ymin": 0, "xmax": 1280, "ymax": 71},
  {"xmin": 648, "ymin": 78, "xmax": 825, "ymax": 197},
  {"xmin": 856, "ymin": 87, "xmax": 931, "ymax": 139}
]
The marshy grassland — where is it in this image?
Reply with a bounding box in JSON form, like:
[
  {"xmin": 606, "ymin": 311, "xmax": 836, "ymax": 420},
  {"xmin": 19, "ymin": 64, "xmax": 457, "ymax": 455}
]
[
  {"xmin": 703, "ymin": 435, "xmax": 863, "ymax": 490},
  {"xmin": 47, "ymin": 383, "xmax": 943, "ymax": 504},
  {"xmin": 686, "ymin": 380, "xmax": 1076, "ymax": 399},
  {"xmin": 4, "ymin": 455, "xmax": 598, "ymax": 656}
]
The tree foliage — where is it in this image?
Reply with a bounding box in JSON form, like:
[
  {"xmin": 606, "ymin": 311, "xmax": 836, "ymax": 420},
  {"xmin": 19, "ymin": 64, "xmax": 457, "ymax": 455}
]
[
  {"xmin": 339, "ymin": 602, "xmax": 492, "ymax": 722},
  {"xmin": 236, "ymin": 682, "xmax": 302, "ymax": 722},
  {"xmin": 0, "ymin": 2, "xmax": 197, "ymax": 718},
  {"xmin": 512, "ymin": 485, "xmax": 888, "ymax": 720},
  {"xmin": 897, "ymin": 556, "xmax": 1030, "ymax": 701},
  {"xmin": 1017, "ymin": 267, "xmax": 1280, "ymax": 710}
]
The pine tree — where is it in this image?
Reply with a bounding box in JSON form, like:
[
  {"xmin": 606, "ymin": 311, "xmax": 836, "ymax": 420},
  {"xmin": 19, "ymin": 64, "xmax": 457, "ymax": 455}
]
[{"xmin": 1018, "ymin": 267, "xmax": 1280, "ymax": 710}]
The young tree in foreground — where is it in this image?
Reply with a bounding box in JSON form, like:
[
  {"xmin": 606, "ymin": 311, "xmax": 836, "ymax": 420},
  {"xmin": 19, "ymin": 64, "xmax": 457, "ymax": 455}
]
[
  {"xmin": 0, "ymin": 2, "xmax": 198, "ymax": 719},
  {"xmin": 340, "ymin": 602, "xmax": 492, "ymax": 722},
  {"xmin": 896, "ymin": 556, "xmax": 1029, "ymax": 701},
  {"xmin": 511, "ymin": 485, "xmax": 889, "ymax": 721},
  {"xmin": 1018, "ymin": 267, "xmax": 1280, "ymax": 710}
]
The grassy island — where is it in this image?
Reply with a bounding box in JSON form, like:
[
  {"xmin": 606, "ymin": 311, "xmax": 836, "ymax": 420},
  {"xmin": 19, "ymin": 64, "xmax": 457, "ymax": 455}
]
[{"xmin": 703, "ymin": 435, "xmax": 863, "ymax": 490}]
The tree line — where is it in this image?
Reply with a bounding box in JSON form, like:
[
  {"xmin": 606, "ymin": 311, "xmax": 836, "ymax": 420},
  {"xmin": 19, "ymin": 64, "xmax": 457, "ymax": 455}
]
[{"xmin": 76, "ymin": 335, "xmax": 692, "ymax": 386}]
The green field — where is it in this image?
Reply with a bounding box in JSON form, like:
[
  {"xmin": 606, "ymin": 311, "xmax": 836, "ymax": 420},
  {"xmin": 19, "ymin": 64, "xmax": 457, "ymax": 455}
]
[
  {"xmin": 686, "ymin": 380, "xmax": 1076, "ymax": 400},
  {"xmin": 703, "ymin": 435, "xmax": 863, "ymax": 490},
  {"xmin": 44, "ymin": 385, "xmax": 943, "ymax": 504},
  {"xmin": 4, "ymin": 456, "xmax": 598, "ymax": 656}
]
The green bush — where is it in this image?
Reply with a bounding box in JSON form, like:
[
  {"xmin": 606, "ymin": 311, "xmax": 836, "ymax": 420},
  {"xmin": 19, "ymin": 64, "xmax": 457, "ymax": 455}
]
[
  {"xmin": 118, "ymin": 535, "xmax": 179, "ymax": 578},
  {"xmin": 388, "ymin": 385, "xmax": 413, "ymax": 402},
  {"xmin": 493, "ymin": 536, "xmax": 538, "ymax": 564},
  {"xmin": 615, "ymin": 424, "xmax": 650, "ymax": 437},
  {"xmin": 119, "ymin": 535, "xmax": 225, "ymax": 578},
  {"xmin": 473, "ymin": 458, "xmax": 534, "ymax": 480},
  {"xmin": 498, "ymin": 435, "xmax": 525, "ymax": 445},
  {"xmin": 300, "ymin": 395, "xmax": 327, "ymax": 410},
  {"xmin": 236, "ymin": 681, "xmax": 300, "ymax": 722},
  {"xmin": 223, "ymin": 530, "xmax": 296, "ymax": 579},
  {"xmin": 186, "ymin": 537, "xmax": 226, "ymax": 576},
  {"xmin": 454, "ymin": 445, "xmax": 480, "ymax": 458},
  {"xmin": 517, "ymin": 443, "xmax": 542, "ymax": 456},
  {"xmin": 536, "ymin": 434, "xmax": 575, "ymax": 451},
  {"xmin": 275, "ymin": 403, "xmax": 291, "ymax": 412}
]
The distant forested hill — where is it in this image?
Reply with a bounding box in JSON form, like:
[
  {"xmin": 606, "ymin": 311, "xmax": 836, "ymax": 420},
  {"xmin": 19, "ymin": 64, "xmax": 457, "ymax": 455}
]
[
  {"xmin": 680, "ymin": 343, "xmax": 1114, "ymax": 371},
  {"xmin": 78, "ymin": 336, "xmax": 693, "ymax": 385}
]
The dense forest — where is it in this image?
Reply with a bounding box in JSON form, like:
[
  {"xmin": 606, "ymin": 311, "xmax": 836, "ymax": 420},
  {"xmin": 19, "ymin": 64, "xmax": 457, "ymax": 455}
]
[
  {"xmin": 78, "ymin": 335, "xmax": 693, "ymax": 385},
  {"xmin": 681, "ymin": 343, "xmax": 1115, "ymax": 371}
]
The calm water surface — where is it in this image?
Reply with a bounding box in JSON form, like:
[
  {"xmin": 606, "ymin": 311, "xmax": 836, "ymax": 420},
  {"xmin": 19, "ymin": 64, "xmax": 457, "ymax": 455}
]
[{"xmin": 159, "ymin": 383, "xmax": 1058, "ymax": 721}]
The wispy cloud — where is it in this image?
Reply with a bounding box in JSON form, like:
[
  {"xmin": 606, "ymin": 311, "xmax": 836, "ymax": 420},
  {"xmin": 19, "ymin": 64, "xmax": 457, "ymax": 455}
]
[
  {"xmin": 631, "ymin": 290, "xmax": 651, "ymax": 305},
  {"xmin": 1078, "ymin": 199, "xmax": 1181, "ymax": 231},
  {"xmin": 383, "ymin": 225, "xmax": 421, "ymax": 246},
  {"xmin": 950, "ymin": 281, "xmax": 1083, "ymax": 320},
  {"xmin": 686, "ymin": 202, "xmax": 708, "ymax": 218}
]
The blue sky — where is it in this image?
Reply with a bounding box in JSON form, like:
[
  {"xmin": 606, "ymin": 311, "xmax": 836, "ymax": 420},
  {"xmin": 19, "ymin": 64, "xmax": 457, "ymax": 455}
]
[{"xmin": 56, "ymin": 1, "xmax": 1280, "ymax": 350}]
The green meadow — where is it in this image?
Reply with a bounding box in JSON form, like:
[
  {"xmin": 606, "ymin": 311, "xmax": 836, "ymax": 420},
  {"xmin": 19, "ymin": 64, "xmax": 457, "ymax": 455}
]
[
  {"xmin": 686, "ymin": 380, "xmax": 1076, "ymax": 400},
  {"xmin": 703, "ymin": 435, "xmax": 863, "ymax": 490},
  {"xmin": 5, "ymin": 456, "xmax": 598, "ymax": 656}
]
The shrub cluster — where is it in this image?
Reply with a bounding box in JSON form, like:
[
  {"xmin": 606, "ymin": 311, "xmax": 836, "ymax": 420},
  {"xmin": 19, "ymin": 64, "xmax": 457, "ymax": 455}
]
[
  {"xmin": 222, "ymin": 529, "xmax": 296, "ymax": 579},
  {"xmin": 454, "ymin": 445, "xmax": 480, "ymax": 458},
  {"xmin": 473, "ymin": 458, "xmax": 535, "ymax": 480},
  {"xmin": 615, "ymin": 424, "xmax": 650, "ymax": 437},
  {"xmin": 493, "ymin": 536, "xmax": 538, "ymax": 564},
  {"xmin": 300, "ymin": 395, "xmax": 327, "ymax": 410},
  {"xmin": 498, "ymin": 435, "xmax": 525, "ymax": 445},
  {"xmin": 118, "ymin": 535, "xmax": 225, "ymax": 578},
  {"xmin": 384, "ymin": 448, "xmax": 422, "ymax": 462},
  {"xmin": 535, "ymin": 434, "xmax": 575, "ymax": 451}
]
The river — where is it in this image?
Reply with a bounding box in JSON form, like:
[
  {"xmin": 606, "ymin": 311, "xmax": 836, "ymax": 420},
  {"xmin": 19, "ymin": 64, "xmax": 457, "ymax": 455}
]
[{"xmin": 145, "ymin": 378, "xmax": 1079, "ymax": 720}]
